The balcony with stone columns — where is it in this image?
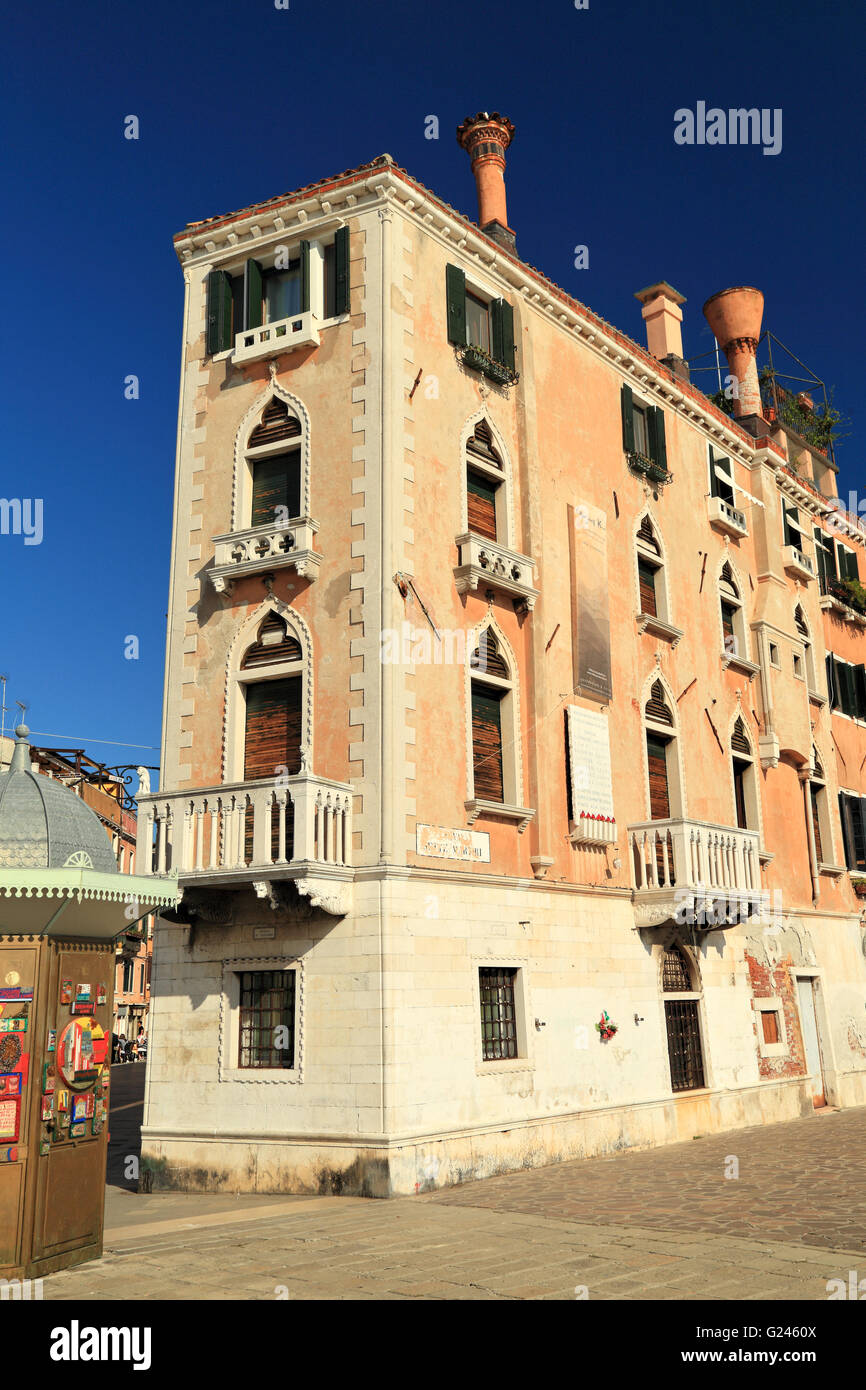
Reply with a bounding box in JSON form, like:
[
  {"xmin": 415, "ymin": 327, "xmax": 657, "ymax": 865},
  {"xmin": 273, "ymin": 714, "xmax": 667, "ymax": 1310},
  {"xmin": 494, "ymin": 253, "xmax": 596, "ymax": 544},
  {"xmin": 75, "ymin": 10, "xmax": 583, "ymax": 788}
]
[
  {"xmin": 628, "ymin": 817, "xmax": 763, "ymax": 929},
  {"xmin": 136, "ymin": 772, "xmax": 354, "ymax": 916},
  {"xmin": 453, "ymin": 533, "xmax": 538, "ymax": 611},
  {"xmin": 209, "ymin": 518, "xmax": 321, "ymax": 593}
]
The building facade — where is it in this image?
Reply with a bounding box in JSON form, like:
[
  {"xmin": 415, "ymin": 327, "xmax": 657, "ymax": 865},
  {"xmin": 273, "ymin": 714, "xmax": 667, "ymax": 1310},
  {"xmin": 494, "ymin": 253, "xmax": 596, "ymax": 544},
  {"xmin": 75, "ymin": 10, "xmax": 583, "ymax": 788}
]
[{"xmin": 138, "ymin": 115, "xmax": 866, "ymax": 1196}]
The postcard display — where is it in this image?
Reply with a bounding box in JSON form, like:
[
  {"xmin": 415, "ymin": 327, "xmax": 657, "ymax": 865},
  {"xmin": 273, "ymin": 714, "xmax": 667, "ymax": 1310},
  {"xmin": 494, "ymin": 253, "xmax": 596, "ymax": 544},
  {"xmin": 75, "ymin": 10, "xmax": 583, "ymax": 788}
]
[{"xmin": 0, "ymin": 937, "xmax": 114, "ymax": 1279}]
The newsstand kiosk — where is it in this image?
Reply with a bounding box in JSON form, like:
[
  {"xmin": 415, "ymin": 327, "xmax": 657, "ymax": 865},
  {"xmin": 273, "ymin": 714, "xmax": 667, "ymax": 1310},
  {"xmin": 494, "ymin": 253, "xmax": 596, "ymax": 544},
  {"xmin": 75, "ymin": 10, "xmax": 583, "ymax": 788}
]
[{"xmin": 0, "ymin": 727, "xmax": 177, "ymax": 1280}]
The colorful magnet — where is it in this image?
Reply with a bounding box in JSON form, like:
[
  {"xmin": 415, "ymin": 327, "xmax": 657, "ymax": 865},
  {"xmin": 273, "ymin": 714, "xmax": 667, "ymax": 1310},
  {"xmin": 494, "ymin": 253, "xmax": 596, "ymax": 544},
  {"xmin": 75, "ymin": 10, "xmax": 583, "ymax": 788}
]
[
  {"xmin": 0, "ymin": 1033, "xmax": 23, "ymax": 1071},
  {"xmin": 0, "ymin": 1145, "xmax": 18, "ymax": 1161},
  {"xmin": 57, "ymin": 1089, "xmax": 69, "ymax": 1112},
  {"xmin": 84, "ymin": 1093, "xmax": 94, "ymax": 1118},
  {"xmin": 90, "ymin": 1118, "xmax": 103, "ymax": 1137},
  {"xmin": 39, "ymin": 1137, "xmax": 51, "ymax": 1155},
  {"xmin": 76, "ymin": 984, "xmax": 92, "ymax": 1002},
  {"xmin": 0, "ymin": 987, "xmax": 33, "ymax": 1002},
  {"xmin": 60, "ymin": 980, "xmax": 73, "ymax": 1004},
  {"xmin": 40, "ymin": 1094, "xmax": 53, "ymax": 1121},
  {"xmin": 96, "ymin": 985, "xmax": 107, "ymax": 1005},
  {"xmin": 71, "ymin": 1096, "xmax": 87, "ymax": 1124},
  {"xmin": 46, "ymin": 1029, "xmax": 56, "ymax": 1053},
  {"xmin": 69, "ymin": 1122, "xmax": 86, "ymax": 1138},
  {"xmin": 43, "ymin": 1060, "xmax": 56, "ymax": 1094},
  {"xmin": 0, "ymin": 1097, "xmax": 20, "ymax": 1142},
  {"xmin": 0, "ymin": 1016, "xmax": 27, "ymax": 1032},
  {"xmin": 0, "ymin": 1074, "xmax": 21, "ymax": 1096}
]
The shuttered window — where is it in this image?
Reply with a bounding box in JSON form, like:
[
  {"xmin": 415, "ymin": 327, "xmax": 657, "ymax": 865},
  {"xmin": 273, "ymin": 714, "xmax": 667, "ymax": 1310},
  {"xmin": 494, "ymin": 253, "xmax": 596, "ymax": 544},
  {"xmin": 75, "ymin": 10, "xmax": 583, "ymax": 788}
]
[
  {"xmin": 466, "ymin": 292, "xmax": 491, "ymax": 353},
  {"xmin": 810, "ymin": 786, "xmax": 824, "ymax": 863},
  {"xmin": 467, "ymin": 419, "xmax": 503, "ymax": 469},
  {"xmin": 638, "ymin": 558, "xmax": 657, "ymax": 616},
  {"xmin": 249, "ymin": 398, "xmax": 302, "ymax": 449},
  {"xmin": 472, "ymin": 684, "xmax": 505, "ymax": 802},
  {"xmin": 646, "ymin": 734, "xmax": 671, "ymax": 820},
  {"xmin": 645, "ymin": 681, "xmax": 673, "ymax": 726},
  {"xmin": 251, "ymin": 450, "xmax": 302, "ymax": 527},
  {"xmin": 241, "ymin": 613, "xmax": 303, "ymax": 669},
  {"xmin": 721, "ymin": 600, "xmax": 737, "ymax": 648},
  {"xmin": 467, "ymin": 470, "xmax": 498, "ymax": 541},
  {"xmin": 733, "ymin": 757, "xmax": 749, "ymax": 830},
  {"xmin": 244, "ymin": 677, "xmax": 302, "ymax": 780},
  {"xmin": 839, "ymin": 794, "xmax": 866, "ymax": 871},
  {"xmin": 206, "ymin": 270, "xmax": 234, "ymax": 354},
  {"xmin": 710, "ymin": 449, "xmax": 735, "ymax": 504}
]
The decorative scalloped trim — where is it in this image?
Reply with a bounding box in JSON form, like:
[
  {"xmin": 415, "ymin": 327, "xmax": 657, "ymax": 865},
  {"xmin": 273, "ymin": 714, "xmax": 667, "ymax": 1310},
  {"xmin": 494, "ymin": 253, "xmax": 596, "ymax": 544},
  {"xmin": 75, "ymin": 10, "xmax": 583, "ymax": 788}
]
[
  {"xmin": 0, "ymin": 883, "xmax": 173, "ymax": 902},
  {"xmin": 218, "ymin": 954, "xmax": 304, "ymax": 1084},
  {"xmin": 221, "ymin": 599, "xmax": 315, "ymax": 783}
]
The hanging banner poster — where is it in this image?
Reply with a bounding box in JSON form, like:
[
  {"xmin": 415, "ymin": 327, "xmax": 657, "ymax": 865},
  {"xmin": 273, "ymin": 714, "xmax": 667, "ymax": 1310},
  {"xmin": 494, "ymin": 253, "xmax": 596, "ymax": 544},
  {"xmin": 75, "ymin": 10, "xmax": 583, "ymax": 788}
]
[
  {"xmin": 566, "ymin": 705, "xmax": 616, "ymax": 820},
  {"xmin": 568, "ymin": 501, "xmax": 612, "ymax": 702}
]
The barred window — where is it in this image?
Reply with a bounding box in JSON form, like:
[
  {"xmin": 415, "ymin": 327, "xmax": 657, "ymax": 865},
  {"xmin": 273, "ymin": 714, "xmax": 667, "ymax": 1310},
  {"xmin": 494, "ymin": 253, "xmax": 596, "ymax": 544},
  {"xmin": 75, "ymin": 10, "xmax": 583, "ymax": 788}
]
[
  {"xmin": 238, "ymin": 970, "xmax": 296, "ymax": 1069},
  {"xmin": 479, "ymin": 967, "xmax": 518, "ymax": 1061}
]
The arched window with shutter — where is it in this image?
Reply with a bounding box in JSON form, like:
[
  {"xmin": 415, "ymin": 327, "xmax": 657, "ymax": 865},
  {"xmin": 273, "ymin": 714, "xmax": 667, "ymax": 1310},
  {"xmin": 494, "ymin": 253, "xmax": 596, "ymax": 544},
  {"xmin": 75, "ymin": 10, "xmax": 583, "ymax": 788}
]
[
  {"xmin": 464, "ymin": 417, "xmax": 507, "ymax": 545},
  {"xmin": 642, "ymin": 677, "xmax": 683, "ymax": 830},
  {"xmin": 635, "ymin": 513, "xmax": 670, "ymax": 623},
  {"xmin": 468, "ymin": 626, "xmax": 523, "ymax": 809},
  {"xmin": 719, "ymin": 560, "xmax": 748, "ymax": 664},
  {"xmin": 730, "ymin": 716, "xmax": 757, "ymax": 831},
  {"xmin": 794, "ymin": 605, "xmax": 818, "ymax": 692},
  {"xmin": 223, "ymin": 603, "xmax": 313, "ymax": 788},
  {"xmin": 809, "ymin": 745, "xmax": 829, "ymax": 866},
  {"xmin": 245, "ymin": 397, "xmax": 303, "ymax": 530}
]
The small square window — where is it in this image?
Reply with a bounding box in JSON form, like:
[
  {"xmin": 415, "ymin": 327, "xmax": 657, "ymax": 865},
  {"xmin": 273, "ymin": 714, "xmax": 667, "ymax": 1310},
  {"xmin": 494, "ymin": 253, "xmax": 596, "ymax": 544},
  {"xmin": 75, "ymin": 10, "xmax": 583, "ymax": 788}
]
[
  {"xmin": 479, "ymin": 967, "xmax": 518, "ymax": 1061},
  {"xmin": 793, "ymin": 652, "xmax": 804, "ymax": 679},
  {"xmin": 769, "ymin": 643, "xmax": 780, "ymax": 668},
  {"xmin": 761, "ymin": 1010, "xmax": 780, "ymax": 1045}
]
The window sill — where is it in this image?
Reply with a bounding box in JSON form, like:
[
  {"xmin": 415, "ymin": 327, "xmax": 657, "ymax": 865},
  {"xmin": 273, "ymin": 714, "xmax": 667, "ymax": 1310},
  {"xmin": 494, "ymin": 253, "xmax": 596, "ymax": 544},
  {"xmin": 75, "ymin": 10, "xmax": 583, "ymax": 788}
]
[
  {"xmin": 454, "ymin": 534, "xmax": 538, "ymax": 611},
  {"xmin": 476, "ymin": 1058, "xmax": 534, "ymax": 1077},
  {"xmin": 219, "ymin": 1067, "xmax": 302, "ymax": 1086},
  {"xmin": 458, "ymin": 344, "xmax": 519, "ymax": 387},
  {"xmin": 818, "ymin": 862, "xmax": 846, "ymax": 878},
  {"xmin": 636, "ymin": 613, "xmax": 684, "ymax": 646},
  {"xmin": 627, "ymin": 451, "xmax": 672, "ymax": 486},
  {"xmin": 465, "ymin": 799, "xmax": 536, "ymax": 833},
  {"xmin": 782, "ymin": 545, "xmax": 815, "ymax": 582},
  {"xmin": 721, "ymin": 652, "xmax": 760, "ymax": 679},
  {"xmin": 808, "ymin": 687, "xmax": 828, "ymax": 706},
  {"xmin": 210, "ymin": 518, "xmax": 321, "ymax": 593},
  {"xmin": 820, "ymin": 593, "xmax": 866, "ymax": 626}
]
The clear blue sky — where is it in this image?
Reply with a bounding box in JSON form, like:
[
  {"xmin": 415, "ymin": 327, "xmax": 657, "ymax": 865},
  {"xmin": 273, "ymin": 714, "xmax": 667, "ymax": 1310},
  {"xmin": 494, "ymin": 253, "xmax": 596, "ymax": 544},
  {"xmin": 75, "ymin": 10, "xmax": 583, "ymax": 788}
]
[{"xmin": 2, "ymin": 0, "xmax": 863, "ymax": 774}]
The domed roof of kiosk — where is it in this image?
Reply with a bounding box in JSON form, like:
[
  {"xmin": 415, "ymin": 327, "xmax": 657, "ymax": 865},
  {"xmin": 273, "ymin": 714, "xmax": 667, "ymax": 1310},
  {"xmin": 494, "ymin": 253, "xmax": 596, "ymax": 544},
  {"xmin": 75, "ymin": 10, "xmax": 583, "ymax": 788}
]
[{"xmin": 0, "ymin": 726, "xmax": 119, "ymax": 874}]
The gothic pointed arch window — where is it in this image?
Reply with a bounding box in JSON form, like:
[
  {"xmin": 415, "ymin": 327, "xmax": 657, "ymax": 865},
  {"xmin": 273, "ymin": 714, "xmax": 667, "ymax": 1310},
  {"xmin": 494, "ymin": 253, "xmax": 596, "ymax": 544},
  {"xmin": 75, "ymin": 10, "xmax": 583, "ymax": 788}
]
[
  {"xmin": 730, "ymin": 716, "xmax": 758, "ymax": 831},
  {"xmin": 719, "ymin": 561, "xmax": 748, "ymax": 662},
  {"xmin": 636, "ymin": 514, "xmax": 669, "ymax": 622},
  {"xmin": 661, "ymin": 943, "xmax": 706, "ymax": 1092},
  {"xmin": 809, "ymin": 745, "xmax": 830, "ymax": 866},
  {"xmin": 244, "ymin": 396, "xmax": 303, "ymax": 531},
  {"xmin": 240, "ymin": 611, "xmax": 304, "ymax": 782},
  {"xmin": 643, "ymin": 680, "xmax": 682, "ymax": 822},
  {"xmin": 794, "ymin": 604, "xmax": 818, "ymax": 692},
  {"xmin": 469, "ymin": 628, "xmax": 516, "ymax": 805},
  {"xmin": 465, "ymin": 418, "xmax": 506, "ymax": 544}
]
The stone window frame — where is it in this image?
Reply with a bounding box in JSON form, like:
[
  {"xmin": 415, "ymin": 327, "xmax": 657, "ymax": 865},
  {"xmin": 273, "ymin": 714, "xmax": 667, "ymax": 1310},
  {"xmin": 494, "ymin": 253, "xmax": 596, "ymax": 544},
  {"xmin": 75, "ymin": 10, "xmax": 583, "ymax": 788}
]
[
  {"xmin": 230, "ymin": 383, "xmax": 313, "ymax": 535},
  {"xmin": 458, "ymin": 408, "xmax": 517, "ymax": 552},
  {"xmin": 753, "ymin": 995, "xmax": 789, "ymax": 1059},
  {"xmin": 222, "ymin": 599, "xmax": 315, "ymax": 784},
  {"xmin": 464, "ymin": 617, "xmax": 529, "ymax": 824},
  {"xmin": 471, "ymin": 955, "xmax": 533, "ymax": 1077},
  {"xmin": 639, "ymin": 670, "xmax": 687, "ymax": 821},
  {"xmin": 634, "ymin": 509, "xmax": 674, "ymax": 628},
  {"xmin": 219, "ymin": 955, "xmax": 304, "ymax": 1085}
]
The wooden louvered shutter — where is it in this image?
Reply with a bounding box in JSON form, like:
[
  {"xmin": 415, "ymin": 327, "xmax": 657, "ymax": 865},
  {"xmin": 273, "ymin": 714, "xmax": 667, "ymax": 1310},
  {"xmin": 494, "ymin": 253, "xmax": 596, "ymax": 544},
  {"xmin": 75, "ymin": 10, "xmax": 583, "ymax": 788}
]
[
  {"xmin": 638, "ymin": 559, "xmax": 657, "ymax": 616},
  {"xmin": 646, "ymin": 734, "xmax": 671, "ymax": 820},
  {"xmin": 645, "ymin": 682, "xmax": 673, "ymax": 726},
  {"xmin": 844, "ymin": 549, "xmax": 860, "ymax": 582},
  {"xmin": 490, "ymin": 298, "xmax": 515, "ymax": 368},
  {"xmin": 446, "ymin": 264, "xmax": 467, "ymax": 346},
  {"xmin": 243, "ymin": 259, "xmax": 263, "ymax": 331},
  {"xmin": 251, "ymin": 451, "xmax": 301, "ymax": 526},
  {"xmin": 334, "ymin": 226, "xmax": 350, "ymax": 316},
  {"xmin": 855, "ymin": 665, "xmax": 866, "ymax": 720},
  {"xmin": 248, "ymin": 399, "xmax": 301, "ymax": 448},
  {"xmin": 467, "ymin": 471, "xmax": 498, "ymax": 541},
  {"xmin": 810, "ymin": 787, "xmax": 824, "ymax": 863},
  {"xmin": 731, "ymin": 720, "xmax": 750, "ymax": 754},
  {"xmin": 244, "ymin": 677, "xmax": 302, "ymax": 780},
  {"xmin": 733, "ymin": 759, "xmax": 749, "ymax": 830},
  {"xmin": 621, "ymin": 384, "xmax": 635, "ymax": 452},
  {"xmin": 299, "ymin": 240, "xmax": 311, "ymax": 313},
  {"xmin": 842, "ymin": 662, "xmax": 857, "ymax": 717},
  {"xmin": 472, "ymin": 685, "xmax": 504, "ymax": 802},
  {"xmin": 648, "ymin": 407, "xmax": 667, "ymax": 470},
  {"xmin": 206, "ymin": 270, "xmax": 233, "ymax": 354}
]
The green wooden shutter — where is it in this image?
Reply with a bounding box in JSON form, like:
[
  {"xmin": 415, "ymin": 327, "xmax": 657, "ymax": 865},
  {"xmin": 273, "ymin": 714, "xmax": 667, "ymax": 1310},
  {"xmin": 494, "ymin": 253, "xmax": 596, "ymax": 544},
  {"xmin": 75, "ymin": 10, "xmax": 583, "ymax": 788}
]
[
  {"xmin": 826, "ymin": 655, "xmax": 838, "ymax": 709},
  {"xmin": 648, "ymin": 407, "xmax": 667, "ymax": 470},
  {"xmin": 843, "ymin": 548, "xmax": 860, "ymax": 582},
  {"xmin": 251, "ymin": 450, "xmax": 301, "ymax": 527},
  {"xmin": 299, "ymin": 240, "xmax": 311, "ymax": 313},
  {"xmin": 490, "ymin": 298, "xmax": 515, "ymax": 368},
  {"xmin": 814, "ymin": 528, "xmax": 827, "ymax": 588},
  {"xmin": 243, "ymin": 260, "xmax": 263, "ymax": 331},
  {"xmin": 621, "ymin": 384, "xmax": 635, "ymax": 452},
  {"xmin": 334, "ymin": 226, "xmax": 349, "ymax": 316},
  {"xmin": 206, "ymin": 270, "xmax": 233, "ymax": 354},
  {"xmin": 446, "ymin": 264, "xmax": 467, "ymax": 346},
  {"xmin": 842, "ymin": 661, "xmax": 857, "ymax": 717},
  {"xmin": 855, "ymin": 664, "xmax": 866, "ymax": 720}
]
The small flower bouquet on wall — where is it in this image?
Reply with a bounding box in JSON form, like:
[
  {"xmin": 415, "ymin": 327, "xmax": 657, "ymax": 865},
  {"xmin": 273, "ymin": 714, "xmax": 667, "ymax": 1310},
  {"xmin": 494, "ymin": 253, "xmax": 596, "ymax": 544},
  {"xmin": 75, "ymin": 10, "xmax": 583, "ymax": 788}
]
[{"xmin": 595, "ymin": 1011, "xmax": 618, "ymax": 1042}]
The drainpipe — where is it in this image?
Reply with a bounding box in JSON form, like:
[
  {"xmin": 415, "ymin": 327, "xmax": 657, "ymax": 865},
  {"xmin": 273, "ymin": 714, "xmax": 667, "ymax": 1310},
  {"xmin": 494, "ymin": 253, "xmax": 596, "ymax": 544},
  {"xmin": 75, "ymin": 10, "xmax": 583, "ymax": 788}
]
[{"xmin": 799, "ymin": 767, "xmax": 820, "ymax": 903}]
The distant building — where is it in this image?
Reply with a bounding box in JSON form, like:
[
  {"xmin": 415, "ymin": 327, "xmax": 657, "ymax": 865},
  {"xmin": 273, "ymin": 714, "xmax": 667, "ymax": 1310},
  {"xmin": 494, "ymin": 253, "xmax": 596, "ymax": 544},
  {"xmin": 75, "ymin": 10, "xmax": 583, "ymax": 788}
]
[{"xmin": 138, "ymin": 113, "xmax": 866, "ymax": 1197}]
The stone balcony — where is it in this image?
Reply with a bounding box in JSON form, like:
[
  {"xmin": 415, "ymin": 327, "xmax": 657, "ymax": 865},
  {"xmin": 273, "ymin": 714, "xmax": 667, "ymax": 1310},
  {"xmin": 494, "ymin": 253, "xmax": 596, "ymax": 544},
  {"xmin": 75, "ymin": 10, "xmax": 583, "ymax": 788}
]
[
  {"xmin": 209, "ymin": 518, "xmax": 321, "ymax": 593},
  {"xmin": 232, "ymin": 311, "xmax": 320, "ymax": 364},
  {"xmin": 136, "ymin": 773, "xmax": 354, "ymax": 916},
  {"xmin": 707, "ymin": 495, "xmax": 748, "ymax": 539},
  {"xmin": 783, "ymin": 544, "xmax": 815, "ymax": 582},
  {"xmin": 453, "ymin": 533, "xmax": 538, "ymax": 611},
  {"xmin": 628, "ymin": 817, "xmax": 763, "ymax": 929}
]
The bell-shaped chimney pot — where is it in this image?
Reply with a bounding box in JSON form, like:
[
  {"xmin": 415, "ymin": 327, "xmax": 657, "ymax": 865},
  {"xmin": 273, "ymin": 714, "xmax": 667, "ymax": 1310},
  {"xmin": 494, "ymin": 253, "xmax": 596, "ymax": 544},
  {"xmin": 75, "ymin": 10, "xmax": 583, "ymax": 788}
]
[{"xmin": 703, "ymin": 287, "xmax": 764, "ymax": 418}]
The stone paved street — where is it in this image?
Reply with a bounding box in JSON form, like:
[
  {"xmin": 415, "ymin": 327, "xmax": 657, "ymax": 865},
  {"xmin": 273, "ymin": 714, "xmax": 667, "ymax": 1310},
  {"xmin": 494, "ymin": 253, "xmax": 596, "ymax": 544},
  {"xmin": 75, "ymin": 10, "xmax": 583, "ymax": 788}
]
[{"xmin": 38, "ymin": 1077, "xmax": 866, "ymax": 1301}]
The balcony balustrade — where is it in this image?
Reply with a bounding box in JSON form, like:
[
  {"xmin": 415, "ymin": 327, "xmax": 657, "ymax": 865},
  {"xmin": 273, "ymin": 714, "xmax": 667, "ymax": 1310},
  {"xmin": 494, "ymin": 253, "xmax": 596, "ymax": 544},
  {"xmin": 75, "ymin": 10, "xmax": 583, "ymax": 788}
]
[
  {"xmin": 232, "ymin": 311, "xmax": 320, "ymax": 364},
  {"xmin": 628, "ymin": 816, "xmax": 763, "ymax": 928},
  {"xmin": 453, "ymin": 533, "xmax": 538, "ymax": 610},
  {"xmin": 707, "ymin": 495, "xmax": 748, "ymax": 539},
  {"xmin": 783, "ymin": 544, "xmax": 815, "ymax": 581},
  {"xmin": 210, "ymin": 518, "xmax": 320, "ymax": 592},
  {"xmin": 137, "ymin": 774, "xmax": 353, "ymax": 883}
]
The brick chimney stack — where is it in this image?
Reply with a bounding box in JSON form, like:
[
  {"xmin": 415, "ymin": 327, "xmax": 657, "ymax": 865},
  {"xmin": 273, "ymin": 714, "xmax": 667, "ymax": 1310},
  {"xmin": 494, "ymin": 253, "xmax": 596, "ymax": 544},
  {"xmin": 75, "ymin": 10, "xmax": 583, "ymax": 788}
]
[
  {"xmin": 634, "ymin": 282, "xmax": 689, "ymax": 382},
  {"xmin": 456, "ymin": 111, "xmax": 516, "ymax": 252},
  {"xmin": 703, "ymin": 287, "xmax": 765, "ymax": 420}
]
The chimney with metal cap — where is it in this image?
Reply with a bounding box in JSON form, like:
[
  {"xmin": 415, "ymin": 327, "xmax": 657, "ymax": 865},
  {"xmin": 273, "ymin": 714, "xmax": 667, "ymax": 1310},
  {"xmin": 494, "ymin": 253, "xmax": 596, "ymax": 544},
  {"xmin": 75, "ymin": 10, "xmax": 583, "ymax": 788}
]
[
  {"xmin": 634, "ymin": 282, "xmax": 689, "ymax": 382},
  {"xmin": 702, "ymin": 287, "xmax": 765, "ymax": 420},
  {"xmin": 456, "ymin": 111, "xmax": 516, "ymax": 252}
]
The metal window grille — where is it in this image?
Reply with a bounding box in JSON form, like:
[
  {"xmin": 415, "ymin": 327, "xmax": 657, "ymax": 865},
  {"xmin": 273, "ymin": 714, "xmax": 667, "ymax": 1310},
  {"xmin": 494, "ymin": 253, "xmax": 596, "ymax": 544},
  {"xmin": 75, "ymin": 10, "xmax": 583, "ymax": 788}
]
[
  {"xmin": 664, "ymin": 1000, "xmax": 705, "ymax": 1092},
  {"xmin": 238, "ymin": 970, "xmax": 295, "ymax": 1069},
  {"xmin": 479, "ymin": 968, "xmax": 518, "ymax": 1061}
]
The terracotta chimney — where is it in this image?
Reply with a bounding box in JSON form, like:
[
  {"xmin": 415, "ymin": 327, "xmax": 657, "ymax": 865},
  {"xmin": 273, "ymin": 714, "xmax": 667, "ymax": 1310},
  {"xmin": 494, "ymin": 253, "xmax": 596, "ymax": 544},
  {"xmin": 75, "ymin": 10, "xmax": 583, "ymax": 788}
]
[
  {"xmin": 456, "ymin": 111, "xmax": 516, "ymax": 252},
  {"xmin": 702, "ymin": 287, "xmax": 765, "ymax": 419},
  {"xmin": 634, "ymin": 282, "xmax": 689, "ymax": 381}
]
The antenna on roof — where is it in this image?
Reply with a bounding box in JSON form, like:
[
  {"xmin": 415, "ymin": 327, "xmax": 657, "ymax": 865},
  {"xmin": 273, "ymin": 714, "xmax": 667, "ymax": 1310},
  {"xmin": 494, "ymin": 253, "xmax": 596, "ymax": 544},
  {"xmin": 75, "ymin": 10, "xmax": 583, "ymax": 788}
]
[{"xmin": 0, "ymin": 675, "xmax": 7, "ymax": 748}]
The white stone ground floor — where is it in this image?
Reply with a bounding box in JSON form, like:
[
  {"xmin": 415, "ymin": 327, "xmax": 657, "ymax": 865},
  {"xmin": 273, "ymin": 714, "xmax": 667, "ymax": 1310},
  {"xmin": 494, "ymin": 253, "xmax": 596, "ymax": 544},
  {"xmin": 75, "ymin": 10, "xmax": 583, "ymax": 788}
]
[{"xmin": 140, "ymin": 871, "xmax": 866, "ymax": 1196}]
